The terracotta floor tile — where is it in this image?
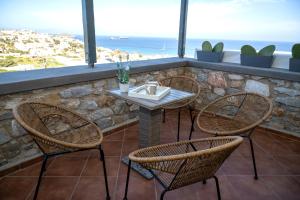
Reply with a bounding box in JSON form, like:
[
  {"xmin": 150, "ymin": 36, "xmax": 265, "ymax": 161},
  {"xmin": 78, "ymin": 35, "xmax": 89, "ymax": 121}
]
[
  {"xmin": 121, "ymin": 140, "xmax": 139, "ymax": 156},
  {"xmin": 105, "ymin": 130, "xmax": 124, "ymax": 141},
  {"xmin": 226, "ymin": 175, "xmax": 279, "ymax": 200},
  {"xmin": 222, "ymin": 155, "xmax": 254, "ymax": 176},
  {"xmin": 274, "ymin": 155, "xmax": 300, "ymax": 175},
  {"xmin": 71, "ymin": 177, "xmax": 116, "ymax": 200},
  {"xmin": 45, "ymin": 156, "xmax": 87, "ymax": 176},
  {"xmin": 1, "ymin": 110, "xmax": 300, "ymax": 200},
  {"xmin": 101, "ymin": 141, "xmax": 123, "ymax": 157},
  {"xmin": 124, "ymin": 125, "xmax": 139, "ymax": 141},
  {"xmin": 118, "ymin": 161, "xmax": 143, "ymax": 178},
  {"xmin": 0, "ymin": 177, "xmax": 36, "ymax": 200},
  {"xmin": 27, "ymin": 177, "xmax": 78, "ymax": 200},
  {"xmin": 82, "ymin": 156, "xmax": 120, "ymax": 177},
  {"xmin": 9, "ymin": 158, "xmax": 54, "ymax": 177},
  {"xmin": 63, "ymin": 150, "xmax": 91, "ymax": 157},
  {"xmin": 115, "ymin": 175, "xmax": 156, "ymax": 200},
  {"xmin": 262, "ymin": 176, "xmax": 300, "ymax": 200},
  {"xmin": 155, "ymin": 176, "xmax": 235, "ymax": 200}
]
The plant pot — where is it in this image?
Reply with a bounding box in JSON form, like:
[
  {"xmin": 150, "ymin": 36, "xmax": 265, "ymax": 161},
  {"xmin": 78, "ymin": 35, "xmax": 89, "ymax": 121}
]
[
  {"xmin": 196, "ymin": 51, "xmax": 224, "ymax": 62},
  {"xmin": 240, "ymin": 54, "xmax": 273, "ymax": 68},
  {"xmin": 289, "ymin": 58, "xmax": 300, "ymax": 72},
  {"xmin": 119, "ymin": 83, "xmax": 129, "ymax": 93}
]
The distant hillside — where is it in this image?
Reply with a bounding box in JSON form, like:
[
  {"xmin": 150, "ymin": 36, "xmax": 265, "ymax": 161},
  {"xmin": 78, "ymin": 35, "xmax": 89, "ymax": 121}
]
[{"xmin": 0, "ymin": 30, "xmax": 145, "ymax": 72}]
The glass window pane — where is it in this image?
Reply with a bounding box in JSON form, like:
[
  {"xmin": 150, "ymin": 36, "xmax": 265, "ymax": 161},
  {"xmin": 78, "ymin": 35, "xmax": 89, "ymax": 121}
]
[
  {"xmin": 0, "ymin": 0, "xmax": 84, "ymax": 73},
  {"xmin": 186, "ymin": 0, "xmax": 300, "ymax": 58},
  {"xmin": 94, "ymin": 0, "xmax": 181, "ymax": 63}
]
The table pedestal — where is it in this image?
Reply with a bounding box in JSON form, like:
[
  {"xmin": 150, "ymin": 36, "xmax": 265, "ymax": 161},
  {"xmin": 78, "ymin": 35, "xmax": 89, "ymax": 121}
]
[
  {"xmin": 122, "ymin": 107, "xmax": 162, "ymax": 179},
  {"xmin": 139, "ymin": 107, "xmax": 161, "ymax": 148}
]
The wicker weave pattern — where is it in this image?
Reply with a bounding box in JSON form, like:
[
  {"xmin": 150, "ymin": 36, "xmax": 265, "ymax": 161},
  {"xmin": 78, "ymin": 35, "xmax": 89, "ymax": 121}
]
[
  {"xmin": 13, "ymin": 102, "xmax": 103, "ymax": 154},
  {"xmin": 129, "ymin": 136, "xmax": 242, "ymax": 190},
  {"xmin": 197, "ymin": 93, "xmax": 273, "ymax": 135},
  {"xmin": 159, "ymin": 76, "xmax": 201, "ymax": 109}
]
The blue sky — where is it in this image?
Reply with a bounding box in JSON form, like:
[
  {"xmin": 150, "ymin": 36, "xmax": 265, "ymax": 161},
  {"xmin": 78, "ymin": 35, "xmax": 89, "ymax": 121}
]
[{"xmin": 0, "ymin": 0, "xmax": 299, "ymax": 42}]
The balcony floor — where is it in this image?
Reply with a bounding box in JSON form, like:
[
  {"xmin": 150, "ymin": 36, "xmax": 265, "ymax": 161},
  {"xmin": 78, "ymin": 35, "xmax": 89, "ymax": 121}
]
[{"xmin": 0, "ymin": 110, "xmax": 299, "ymax": 200}]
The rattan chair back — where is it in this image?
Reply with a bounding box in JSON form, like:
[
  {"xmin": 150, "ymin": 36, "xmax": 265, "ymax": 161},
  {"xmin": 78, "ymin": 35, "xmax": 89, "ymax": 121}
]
[
  {"xmin": 129, "ymin": 136, "xmax": 242, "ymax": 190},
  {"xmin": 13, "ymin": 102, "xmax": 103, "ymax": 153},
  {"xmin": 197, "ymin": 92, "xmax": 273, "ymax": 135},
  {"xmin": 159, "ymin": 76, "xmax": 201, "ymax": 109}
]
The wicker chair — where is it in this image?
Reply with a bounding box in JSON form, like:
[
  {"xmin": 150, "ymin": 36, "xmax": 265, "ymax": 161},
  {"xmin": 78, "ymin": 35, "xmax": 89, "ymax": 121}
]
[
  {"xmin": 159, "ymin": 76, "xmax": 201, "ymax": 141},
  {"xmin": 193, "ymin": 92, "xmax": 273, "ymax": 179},
  {"xmin": 13, "ymin": 102, "xmax": 111, "ymax": 200},
  {"xmin": 123, "ymin": 136, "xmax": 243, "ymax": 200}
]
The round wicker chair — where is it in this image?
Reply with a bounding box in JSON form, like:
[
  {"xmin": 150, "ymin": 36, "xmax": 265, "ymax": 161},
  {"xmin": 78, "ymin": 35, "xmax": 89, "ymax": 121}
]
[
  {"xmin": 195, "ymin": 92, "xmax": 273, "ymax": 179},
  {"xmin": 123, "ymin": 136, "xmax": 243, "ymax": 200},
  {"xmin": 159, "ymin": 76, "xmax": 201, "ymax": 141},
  {"xmin": 13, "ymin": 102, "xmax": 111, "ymax": 200}
]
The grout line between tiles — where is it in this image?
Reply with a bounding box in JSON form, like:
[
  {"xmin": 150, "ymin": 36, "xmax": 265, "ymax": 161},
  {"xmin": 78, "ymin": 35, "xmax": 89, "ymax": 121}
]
[
  {"xmin": 68, "ymin": 150, "xmax": 91, "ymax": 200},
  {"xmin": 113, "ymin": 128, "xmax": 126, "ymax": 200}
]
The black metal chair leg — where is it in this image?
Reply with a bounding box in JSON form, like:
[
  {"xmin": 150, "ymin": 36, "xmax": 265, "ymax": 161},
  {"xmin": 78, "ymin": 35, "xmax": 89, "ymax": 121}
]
[
  {"xmin": 189, "ymin": 115, "xmax": 196, "ymax": 140},
  {"xmin": 33, "ymin": 154, "xmax": 48, "ymax": 200},
  {"xmin": 99, "ymin": 146, "xmax": 111, "ymax": 200},
  {"xmin": 248, "ymin": 137, "xmax": 258, "ymax": 179},
  {"xmin": 213, "ymin": 176, "xmax": 221, "ymax": 200},
  {"xmin": 162, "ymin": 109, "xmax": 166, "ymax": 123},
  {"xmin": 177, "ymin": 109, "xmax": 181, "ymax": 142},
  {"xmin": 160, "ymin": 190, "xmax": 167, "ymax": 200},
  {"xmin": 203, "ymin": 180, "xmax": 206, "ymax": 184},
  {"xmin": 123, "ymin": 160, "xmax": 132, "ymax": 200},
  {"xmin": 188, "ymin": 106, "xmax": 194, "ymax": 132}
]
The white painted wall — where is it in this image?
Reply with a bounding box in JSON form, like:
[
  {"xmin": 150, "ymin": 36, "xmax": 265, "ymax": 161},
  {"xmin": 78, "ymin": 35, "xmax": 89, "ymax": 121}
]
[{"xmin": 195, "ymin": 49, "xmax": 292, "ymax": 69}]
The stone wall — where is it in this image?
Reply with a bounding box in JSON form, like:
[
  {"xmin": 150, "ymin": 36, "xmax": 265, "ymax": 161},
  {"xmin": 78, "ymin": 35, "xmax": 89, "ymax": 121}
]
[
  {"xmin": 0, "ymin": 67, "xmax": 185, "ymax": 171},
  {"xmin": 185, "ymin": 67, "xmax": 300, "ymax": 135},
  {"xmin": 0, "ymin": 65, "xmax": 299, "ymax": 172}
]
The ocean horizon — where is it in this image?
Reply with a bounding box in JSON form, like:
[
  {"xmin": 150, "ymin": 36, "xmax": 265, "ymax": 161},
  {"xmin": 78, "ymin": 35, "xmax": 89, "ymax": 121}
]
[{"xmin": 75, "ymin": 35, "xmax": 295, "ymax": 57}]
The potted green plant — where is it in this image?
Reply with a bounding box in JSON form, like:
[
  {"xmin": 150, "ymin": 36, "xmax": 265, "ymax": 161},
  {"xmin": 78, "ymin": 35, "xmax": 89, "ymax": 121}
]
[
  {"xmin": 289, "ymin": 43, "xmax": 300, "ymax": 72},
  {"xmin": 117, "ymin": 55, "xmax": 130, "ymax": 92},
  {"xmin": 196, "ymin": 41, "xmax": 224, "ymax": 62},
  {"xmin": 240, "ymin": 45, "xmax": 275, "ymax": 68}
]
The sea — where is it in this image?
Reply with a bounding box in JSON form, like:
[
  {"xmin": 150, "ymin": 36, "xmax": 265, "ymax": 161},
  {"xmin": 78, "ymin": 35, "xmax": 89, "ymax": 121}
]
[{"xmin": 75, "ymin": 35, "xmax": 295, "ymax": 57}]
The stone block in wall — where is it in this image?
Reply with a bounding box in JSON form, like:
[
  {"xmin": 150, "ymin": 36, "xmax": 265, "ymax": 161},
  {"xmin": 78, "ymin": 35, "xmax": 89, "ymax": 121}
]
[
  {"xmin": 226, "ymin": 88, "xmax": 241, "ymax": 94},
  {"xmin": 0, "ymin": 128, "xmax": 11, "ymax": 145},
  {"xmin": 245, "ymin": 80, "xmax": 270, "ymax": 96},
  {"xmin": 106, "ymin": 79, "xmax": 118, "ymax": 89},
  {"xmin": 213, "ymin": 88, "xmax": 225, "ymax": 96},
  {"xmin": 95, "ymin": 117, "xmax": 113, "ymax": 129},
  {"xmin": 292, "ymin": 82, "xmax": 300, "ymax": 90},
  {"xmin": 2, "ymin": 140, "xmax": 20, "ymax": 159},
  {"xmin": 0, "ymin": 111, "xmax": 13, "ymax": 121},
  {"xmin": 11, "ymin": 120, "xmax": 27, "ymax": 137},
  {"xmin": 197, "ymin": 72, "xmax": 208, "ymax": 82},
  {"xmin": 270, "ymin": 79, "xmax": 285, "ymax": 86},
  {"xmin": 59, "ymin": 85, "xmax": 93, "ymax": 98},
  {"xmin": 228, "ymin": 74, "xmax": 244, "ymax": 80},
  {"xmin": 129, "ymin": 104, "xmax": 139, "ymax": 112},
  {"xmin": 79, "ymin": 100, "xmax": 98, "ymax": 110},
  {"xmin": 97, "ymin": 95, "xmax": 115, "ymax": 107},
  {"xmin": 230, "ymin": 80, "xmax": 244, "ymax": 88},
  {"xmin": 89, "ymin": 108, "xmax": 114, "ymax": 121},
  {"xmin": 112, "ymin": 100, "xmax": 127, "ymax": 114},
  {"xmin": 5, "ymin": 97, "xmax": 23, "ymax": 109},
  {"xmin": 274, "ymin": 87, "xmax": 300, "ymax": 96},
  {"xmin": 60, "ymin": 99, "xmax": 81, "ymax": 109},
  {"xmin": 208, "ymin": 72, "xmax": 227, "ymax": 88},
  {"xmin": 275, "ymin": 97, "xmax": 300, "ymax": 108}
]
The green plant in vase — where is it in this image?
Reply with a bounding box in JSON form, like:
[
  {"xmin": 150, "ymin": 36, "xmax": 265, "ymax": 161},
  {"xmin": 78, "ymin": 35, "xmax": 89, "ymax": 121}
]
[{"xmin": 117, "ymin": 55, "xmax": 130, "ymax": 92}]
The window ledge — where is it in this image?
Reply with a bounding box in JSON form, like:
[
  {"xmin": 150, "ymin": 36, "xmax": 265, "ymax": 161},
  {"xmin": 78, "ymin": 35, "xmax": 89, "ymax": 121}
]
[
  {"xmin": 0, "ymin": 57, "xmax": 187, "ymax": 95},
  {"xmin": 0, "ymin": 57, "xmax": 299, "ymax": 95},
  {"xmin": 187, "ymin": 58, "xmax": 300, "ymax": 82}
]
